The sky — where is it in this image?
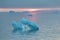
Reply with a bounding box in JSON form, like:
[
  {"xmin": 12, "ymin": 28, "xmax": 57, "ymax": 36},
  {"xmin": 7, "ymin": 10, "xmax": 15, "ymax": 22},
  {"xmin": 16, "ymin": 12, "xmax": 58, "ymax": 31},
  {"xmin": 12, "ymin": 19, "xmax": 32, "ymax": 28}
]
[{"xmin": 0, "ymin": 0, "xmax": 60, "ymax": 8}]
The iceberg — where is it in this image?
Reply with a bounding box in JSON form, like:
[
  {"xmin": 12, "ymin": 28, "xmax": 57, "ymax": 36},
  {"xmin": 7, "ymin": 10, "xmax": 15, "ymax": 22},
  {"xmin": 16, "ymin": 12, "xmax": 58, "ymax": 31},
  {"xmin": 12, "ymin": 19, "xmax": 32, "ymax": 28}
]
[
  {"xmin": 12, "ymin": 18, "xmax": 39, "ymax": 33},
  {"xmin": 20, "ymin": 18, "xmax": 39, "ymax": 32},
  {"xmin": 12, "ymin": 21, "xmax": 22, "ymax": 33}
]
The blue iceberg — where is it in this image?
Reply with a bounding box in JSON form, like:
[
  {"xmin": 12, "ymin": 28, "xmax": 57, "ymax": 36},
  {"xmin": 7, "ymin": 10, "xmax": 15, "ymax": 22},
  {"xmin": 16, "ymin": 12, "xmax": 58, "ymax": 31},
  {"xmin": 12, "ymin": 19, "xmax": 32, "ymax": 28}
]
[
  {"xmin": 12, "ymin": 21, "xmax": 22, "ymax": 33},
  {"xmin": 12, "ymin": 18, "xmax": 39, "ymax": 33},
  {"xmin": 20, "ymin": 18, "xmax": 39, "ymax": 33}
]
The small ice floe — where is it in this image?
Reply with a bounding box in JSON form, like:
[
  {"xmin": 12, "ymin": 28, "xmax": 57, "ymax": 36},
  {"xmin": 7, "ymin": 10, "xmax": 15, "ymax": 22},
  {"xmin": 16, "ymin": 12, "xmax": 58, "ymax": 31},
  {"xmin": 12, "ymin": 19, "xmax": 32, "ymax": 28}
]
[
  {"xmin": 28, "ymin": 14, "xmax": 32, "ymax": 16},
  {"xmin": 9, "ymin": 9, "xmax": 15, "ymax": 13},
  {"xmin": 9, "ymin": 10, "xmax": 15, "ymax": 16},
  {"xmin": 12, "ymin": 18, "xmax": 39, "ymax": 34}
]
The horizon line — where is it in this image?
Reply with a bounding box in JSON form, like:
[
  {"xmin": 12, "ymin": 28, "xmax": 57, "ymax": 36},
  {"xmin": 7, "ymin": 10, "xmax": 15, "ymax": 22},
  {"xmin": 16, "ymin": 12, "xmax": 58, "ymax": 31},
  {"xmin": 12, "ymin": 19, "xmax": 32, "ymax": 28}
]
[{"xmin": 0, "ymin": 8, "xmax": 60, "ymax": 12}]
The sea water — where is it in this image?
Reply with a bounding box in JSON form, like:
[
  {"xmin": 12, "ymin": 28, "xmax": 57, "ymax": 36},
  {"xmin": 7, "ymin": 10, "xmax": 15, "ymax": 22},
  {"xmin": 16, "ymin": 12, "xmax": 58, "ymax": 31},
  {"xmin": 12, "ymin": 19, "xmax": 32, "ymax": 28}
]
[{"xmin": 0, "ymin": 11, "xmax": 60, "ymax": 40}]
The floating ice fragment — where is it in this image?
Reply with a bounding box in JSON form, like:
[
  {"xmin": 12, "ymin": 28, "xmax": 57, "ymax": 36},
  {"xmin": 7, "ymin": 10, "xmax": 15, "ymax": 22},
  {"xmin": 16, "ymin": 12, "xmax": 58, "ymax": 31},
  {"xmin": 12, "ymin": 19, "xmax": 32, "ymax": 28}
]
[
  {"xmin": 12, "ymin": 18, "xmax": 39, "ymax": 33},
  {"xmin": 28, "ymin": 14, "xmax": 32, "ymax": 16}
]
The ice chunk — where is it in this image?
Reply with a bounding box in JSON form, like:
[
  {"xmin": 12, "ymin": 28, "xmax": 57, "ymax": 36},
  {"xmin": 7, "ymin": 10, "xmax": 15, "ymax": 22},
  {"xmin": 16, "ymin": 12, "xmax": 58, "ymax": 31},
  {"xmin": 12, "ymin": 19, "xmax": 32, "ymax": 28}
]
[
  {"xmin": 20, "ymin": 18, "xmax": 30, "ymax": 24},
  {"xmin": 12, "ymin": 21, "xmax": 22, "ymax": 33},
  {"xmin": 20, "ymin": 18, "xmax": 39, "ymax": 32},
  {"xmin": 12, "ymin": 18, "xmax": 39, "ymax": 33},
  {"xmin": 28, "ymin": 14, "xmax": 32, "ymax": 16}
]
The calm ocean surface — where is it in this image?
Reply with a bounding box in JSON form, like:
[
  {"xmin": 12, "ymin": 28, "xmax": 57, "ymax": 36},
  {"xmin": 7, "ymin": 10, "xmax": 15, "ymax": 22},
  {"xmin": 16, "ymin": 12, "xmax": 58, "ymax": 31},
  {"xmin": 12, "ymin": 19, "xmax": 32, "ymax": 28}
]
[{"xmin": 0, "ymin": 11, "xmax": 60, "ymax": 40}]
